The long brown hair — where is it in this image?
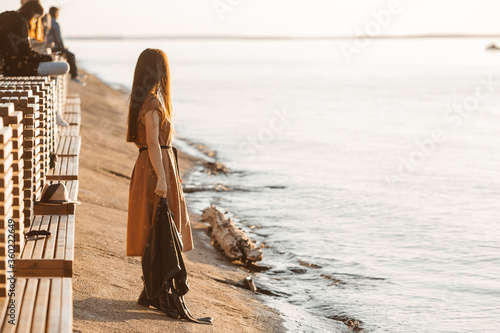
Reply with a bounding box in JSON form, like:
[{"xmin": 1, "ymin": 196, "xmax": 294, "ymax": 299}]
[{"xmin": 127, "ymin": 48, "xmax": 174, "ymax": 143}]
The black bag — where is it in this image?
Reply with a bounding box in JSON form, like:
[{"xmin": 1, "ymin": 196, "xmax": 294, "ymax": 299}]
[{"xmin": 141, "ymin": 197, "xmax": 213, "ymax": 325}]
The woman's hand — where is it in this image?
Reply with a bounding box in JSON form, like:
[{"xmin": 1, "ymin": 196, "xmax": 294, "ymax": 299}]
[
  {"xmin": 144, "ymin": 105, "xmax": 168, "ymax": 199},
  {"xmin": 155, "ymin": 178, "xmax": 168, "ymax": 198}
]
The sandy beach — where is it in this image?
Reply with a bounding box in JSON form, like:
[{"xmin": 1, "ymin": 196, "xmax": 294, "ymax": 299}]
[{"xmin": 69, "ymin": 72, "xmax": 285, "ymax": 333}]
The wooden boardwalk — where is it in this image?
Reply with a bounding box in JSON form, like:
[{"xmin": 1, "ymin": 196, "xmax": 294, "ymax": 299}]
[{"xmin": 0, "ymin": 74, "xmax": 80, "ymax": 332}]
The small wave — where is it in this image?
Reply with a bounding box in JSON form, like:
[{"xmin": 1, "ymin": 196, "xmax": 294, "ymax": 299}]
[
  {"xmin": 321, "ymin": 274, "xmax": 347, "ymax": 286},
  {"xmin": 298, "ymin": 260, "xmax": 323, "ymax": 269}
]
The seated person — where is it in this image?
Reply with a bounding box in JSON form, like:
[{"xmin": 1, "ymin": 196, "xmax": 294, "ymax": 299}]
[
  {"xmin": 30, "ymin": 12, "xmax": 52, "ymax": 53},
  {"xmin": 22, "ymin": 0, "xmax": 43, "ymax": 40},
  {"xmin": 47, "ymin": 6, "xmax": 86, "ymax": 85},
  {"xmin": 19, "ymin": 0, "xmax": 47, "ymax": 53},
  {"xmin": 0, "ymin": 1, "xmax": 69, "ymax": 77}
]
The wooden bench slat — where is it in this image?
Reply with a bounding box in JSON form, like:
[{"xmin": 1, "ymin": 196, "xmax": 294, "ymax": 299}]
[
  {"xmin": 32, "ymin": 216, "xmax": 50, "ymax": 260},
  {"xmin": 55, "ymin": 216, "xmax": 66, "ymax": 260},
  {"xmin": 63, "ymin": 137, "xmax": 71, "ymax": 155},
  {"xmin": 0, "ymin": 295, "xmax": 9, "ymax": 331},
  {"xmin": 60, "ymin": 157, "xmax": 68, "ymax": 177},
  {"xmin": 18, "ymin": 278, "xmax": 37, "ymax": 332},
  {"xmin": 20, "ymin": 216, "xmax": 42, "ymax": 260},
  {"xmin": 60, "ymin": 278, "xmax": 72, "ymax": 332},
  {"xmin": 69, "ymin": 137, "xmax": 80, "ymax": 156},
  {"xmin": 47, "ymin": 278, "xmax": 61, "ymax": 332},
  {"xmin": 64, "ymin": 216, "xmax": 74, "ymax": 266},
  {"xmin": 32, "ymin": 278, "xmax": 50, "ymax": 332},
  {"xmin": 65, "ymin": 159, "xmax": 73, "ymax": 179},
  {"xmin": 69, "ymin": 181, "xmax": 78, "ymax": 201},
  {"xmin": 1, "ymin": 278, "xmax": 26, "ymax": 332},
  {"xmin": 70, "ymin": 157, "xmax": 78, "ymax": 178},
  {"xmin": 44, "ymin": 216, "xmax": 59, "ymax": 260},
  {"xmin": 56, "ymin": 136, "xmax": 65, "ymax": 155}
]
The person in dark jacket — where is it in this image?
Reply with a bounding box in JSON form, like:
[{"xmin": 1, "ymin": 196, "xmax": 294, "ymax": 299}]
[
  {"xmin": 47, "ymin": 6, "xmax": 85, "ymax": 84},
  {"xmin": 0, "ymin": 1, "xmax": 69, "ymax": 76}
]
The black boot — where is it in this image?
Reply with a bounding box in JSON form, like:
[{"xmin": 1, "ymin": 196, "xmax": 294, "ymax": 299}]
[
  {"xmin": 137, "ymin": 287, "xmax": 162, "ymax": 310},
  {"xmin": 137, "ymin": 288, "xmax": 150, "ymax": 307}
]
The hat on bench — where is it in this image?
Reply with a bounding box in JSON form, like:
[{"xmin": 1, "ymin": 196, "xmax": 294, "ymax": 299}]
[{"xmin": 36, "ymin": 183, "xmax": 81, "ymax": 205}]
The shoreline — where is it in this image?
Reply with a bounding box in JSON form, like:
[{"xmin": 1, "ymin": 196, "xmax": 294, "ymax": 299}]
[{"xmin": 70, "ymin": 70, "xmax": 285, "ymax": 332}]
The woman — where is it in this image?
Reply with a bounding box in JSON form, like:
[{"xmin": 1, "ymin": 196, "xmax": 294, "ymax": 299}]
[
  {"xmin": 126, "ymin": 49, "xmax": 194, "ymax": 259},
  {"xmin": 0, "ymin": 1, "xmax": 68, "ymax": 76}
]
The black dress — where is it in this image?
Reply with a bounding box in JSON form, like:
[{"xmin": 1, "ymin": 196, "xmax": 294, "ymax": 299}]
[{"xmin": 0, "ymin": 11, "xmax": 52, "ymax": 76}]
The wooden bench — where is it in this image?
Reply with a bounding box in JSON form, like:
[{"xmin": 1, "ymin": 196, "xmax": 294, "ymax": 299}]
[
  {"xmin": 65, "ymin": 95, "xmax": 80, "ymax": 104},
  {"xmin": 1, "ymin": 77, "xmax": 58, "ymax": 167},
  {"xmin": 34, "ymin": 180, "xmax": 79, "ymax": 216},
  {"xmin": 0, "ymin": 277, "xmax": 72, "ymax": 332},
  {"xmin": 0, "ymin": 76, "xmax": 75, "ymax": 332},
  {"xmin": 0, "ymin": 83, "xmax": 53, "ymax": 185},
  {"xmin": 61, "ymin": 114, "xmax": 80, "ymax": 127},
  {"xmin": 55, "ymin": 137, "xmax": 81, "ymax": 157},
  {"xmin": 63, "ymin": 96, "xmax": 80, "ymax": 131},
  {"xmin": 58, "ymin": 126, "xmax": 79, "ymax": 137},
  {"xmin": 16, "ymin": 214, "xmax": 75, "ymax": 278},
  {"xmin": 59, "ymin": 119, "xmax": 80, "ymax": 138},
  {"xmin": 58, "ymin": 111, "xmax": 80, "ymax": 135},
  {"xmin": 45, "ymin": 157, "xmax": 78, "ymax": 181},
  {"xmin": 0, "ymin": 94, "xmax": 46, "ymax": 225}
]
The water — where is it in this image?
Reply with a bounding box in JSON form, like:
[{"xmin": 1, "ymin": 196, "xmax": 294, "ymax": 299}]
[{"xmin": 67, "ymin": 38, "xmax": 500, "ymax": 332}]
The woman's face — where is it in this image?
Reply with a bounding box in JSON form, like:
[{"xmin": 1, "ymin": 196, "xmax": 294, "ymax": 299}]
[{"xmin": 33, "ymin": 13, "xmax": 41, "ymax": 20}]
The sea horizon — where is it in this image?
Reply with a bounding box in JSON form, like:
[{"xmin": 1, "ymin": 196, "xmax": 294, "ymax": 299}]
[{"xmin": 66, "ymin": 33, "xmax": 500, "ymax": 41}]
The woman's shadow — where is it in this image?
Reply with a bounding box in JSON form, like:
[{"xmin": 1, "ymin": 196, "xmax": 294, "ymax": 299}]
[{"xmin": 73, "ymin": 297, "xmax": 176, "ymax": 323}]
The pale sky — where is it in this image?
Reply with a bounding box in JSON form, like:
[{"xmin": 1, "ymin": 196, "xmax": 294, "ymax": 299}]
[{"xmin": 0, "ymin": 0, "xmax": 499, "ymax": 37}]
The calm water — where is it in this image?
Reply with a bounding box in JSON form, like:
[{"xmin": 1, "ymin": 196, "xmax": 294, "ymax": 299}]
[{"xmin": 67, "ymin": 38, "xmax": 500, "ymax": 332}]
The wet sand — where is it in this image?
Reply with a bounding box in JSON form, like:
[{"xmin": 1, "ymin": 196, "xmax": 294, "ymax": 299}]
[{"xmin": 70, "ymin": 72, "xmax": 285, "ymax": 333}]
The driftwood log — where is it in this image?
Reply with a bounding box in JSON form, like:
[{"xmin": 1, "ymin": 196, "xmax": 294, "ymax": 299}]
[{"xmin": 201, "ymin": 204, "xmax": 263, "ymax": 263}]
